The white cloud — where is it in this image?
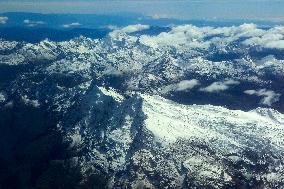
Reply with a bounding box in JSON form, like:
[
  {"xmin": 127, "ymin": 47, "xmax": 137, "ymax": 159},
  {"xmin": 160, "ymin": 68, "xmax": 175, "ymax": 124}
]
[
  {"xmin": 106, "ymin": 24, "xmax": 284, "ymax": 52},
  {"xmin": 244, "ymin": 89, "xmax": 281, "ymax": 106},
  {"xmin": 242, "ymin": 25, "xmax": 284, "ymax": 49},
  {"xmin": 140, "ymin": 25, "xmax": 209, "ymax": 49},
  {"xmin": 104, "ymin": 23, "xmax": 284, "ymax": 51},
  {"xmin": 139, "ymin": 24, "xmax": 263, "ymax": 50},
  {"xmin": 104, "ymin": 25, "xmax": 119, "ymax": 30},
  {"xmin": 200, "ymin": 79, "xmax": 240, "ymax": 93},
  {"xmin": 265, "ymin": 40, "xmax": 284, "ymax": 49},
  {"xmin": 176, "ymin": 80, "xmax": 200, "ymax": 91},
  {"xmin": 0, "ymin": 16, "xmax": 8, "ymax": 24},
  {"xmin": 243, "ymin": 33, "xmax": 284, "ymax": 49},
  {"xmin": 109, "ymin": 24, "xmax": 149, "ymax": 41},
  {"xmin": 137, "ymin": 23, "xmax": 284, "ymax": 50},
  {"xmin": 162, "ymin": 79, "xmax": 200, "ymax": 94},
  {"xmin": 23, "ymin": 19, "xmax": 45, "ymax": 27},
  {"xmin": 63, "ymin": 22, "xmax": 81, "ymax": 28},
  {"xmin": 151, "ymin": 14, "xmax": 170, "ymax": 20},
  {"xmin": 120, "ymin": 24, "xmax": 150, "ymax": 33}
]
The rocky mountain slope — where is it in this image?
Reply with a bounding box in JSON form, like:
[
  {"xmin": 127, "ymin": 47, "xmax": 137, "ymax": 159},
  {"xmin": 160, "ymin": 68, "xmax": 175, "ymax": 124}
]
[{"xmin": 1, "ymin": 24, "xmax": 284, "ymax": 188}]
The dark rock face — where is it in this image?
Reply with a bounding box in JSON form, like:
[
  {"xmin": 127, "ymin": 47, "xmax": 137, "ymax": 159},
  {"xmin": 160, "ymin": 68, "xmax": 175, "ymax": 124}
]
[{"xmin": 0, "ymin": 100, "xmax": 82, "ymax": 189}]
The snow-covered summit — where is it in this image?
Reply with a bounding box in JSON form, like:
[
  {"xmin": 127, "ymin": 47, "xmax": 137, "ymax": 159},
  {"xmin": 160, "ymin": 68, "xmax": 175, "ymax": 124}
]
[{"xmin": 64, "ymin": 89, "xmax": 284, "ymax": 189}]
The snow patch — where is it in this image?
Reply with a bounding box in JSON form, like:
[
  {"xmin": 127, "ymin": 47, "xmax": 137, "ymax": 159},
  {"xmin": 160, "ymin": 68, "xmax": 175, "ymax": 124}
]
[
  {"xmin": 21, "ymin": 95, "xmax": 40, "ymax": 108},
  {"xmin": 141, "ymin": 94, "xmax": 284, "ymax": 150},
  {"xmin": 99, "ymin": 87, "xmax": 125, "ymax": 102},
  {"xmin": 0, "ymin": 91, "xmax": 7, "ymax": 103}
]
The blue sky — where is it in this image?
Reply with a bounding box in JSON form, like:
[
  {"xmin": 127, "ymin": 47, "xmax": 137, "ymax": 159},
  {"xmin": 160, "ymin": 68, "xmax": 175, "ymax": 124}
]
[{"xmin": 0, "ymin": 0, "xmax": 284, "ymax": 21}]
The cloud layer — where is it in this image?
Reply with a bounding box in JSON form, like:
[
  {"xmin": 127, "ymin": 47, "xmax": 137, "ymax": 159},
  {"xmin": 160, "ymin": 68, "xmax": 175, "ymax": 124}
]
[
  {"xmin": 162, "ymin": 79, "xmax": 200, "ymax": 93},
  {"xmin": 0, "ymin": 16, "xmax": 8, "ymax": 24},
  {"xmin": 120, "ymin": 24, "xmax": 150, "ymax": 33},
  {"xmin": 24, "ymin": 19, "xmax": 45, "ymax": 27},
  {"xmin": 244, "ymin": 89, "xmax": 281, "ymax": 106},
  {"xmin": 138, "ymin": 24, "xmax": 284, "ymax": 50},
  {"xmin": 63, "ymin": 22, "xmax": 81, "ymax": 28},
  {"xmin": 200, "ymin": 80, "xmax": 240, "ymax": 93}
]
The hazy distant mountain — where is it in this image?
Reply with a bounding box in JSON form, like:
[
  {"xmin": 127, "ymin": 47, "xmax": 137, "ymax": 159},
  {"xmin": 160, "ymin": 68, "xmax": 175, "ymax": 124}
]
[{"xmin": 1, "ymin": 12, "xmax": 284, "ymax": 43}]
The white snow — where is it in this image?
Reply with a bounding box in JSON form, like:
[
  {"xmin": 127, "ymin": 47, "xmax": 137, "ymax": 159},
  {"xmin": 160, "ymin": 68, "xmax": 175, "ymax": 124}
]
[
  {"xmin": 21, "ymin": 95, "xmax": 40, "ymax": 108},
  {"xmin": 99, "ymin": 87, "xmax": 125, "ymax": 102},
  {"xmin": 141, "ymin": 94, "xmax": 284, "ymax": 152},
  {"xmin": 0, "ymin": 91, "xmax": 6, "ymax": 103}
]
